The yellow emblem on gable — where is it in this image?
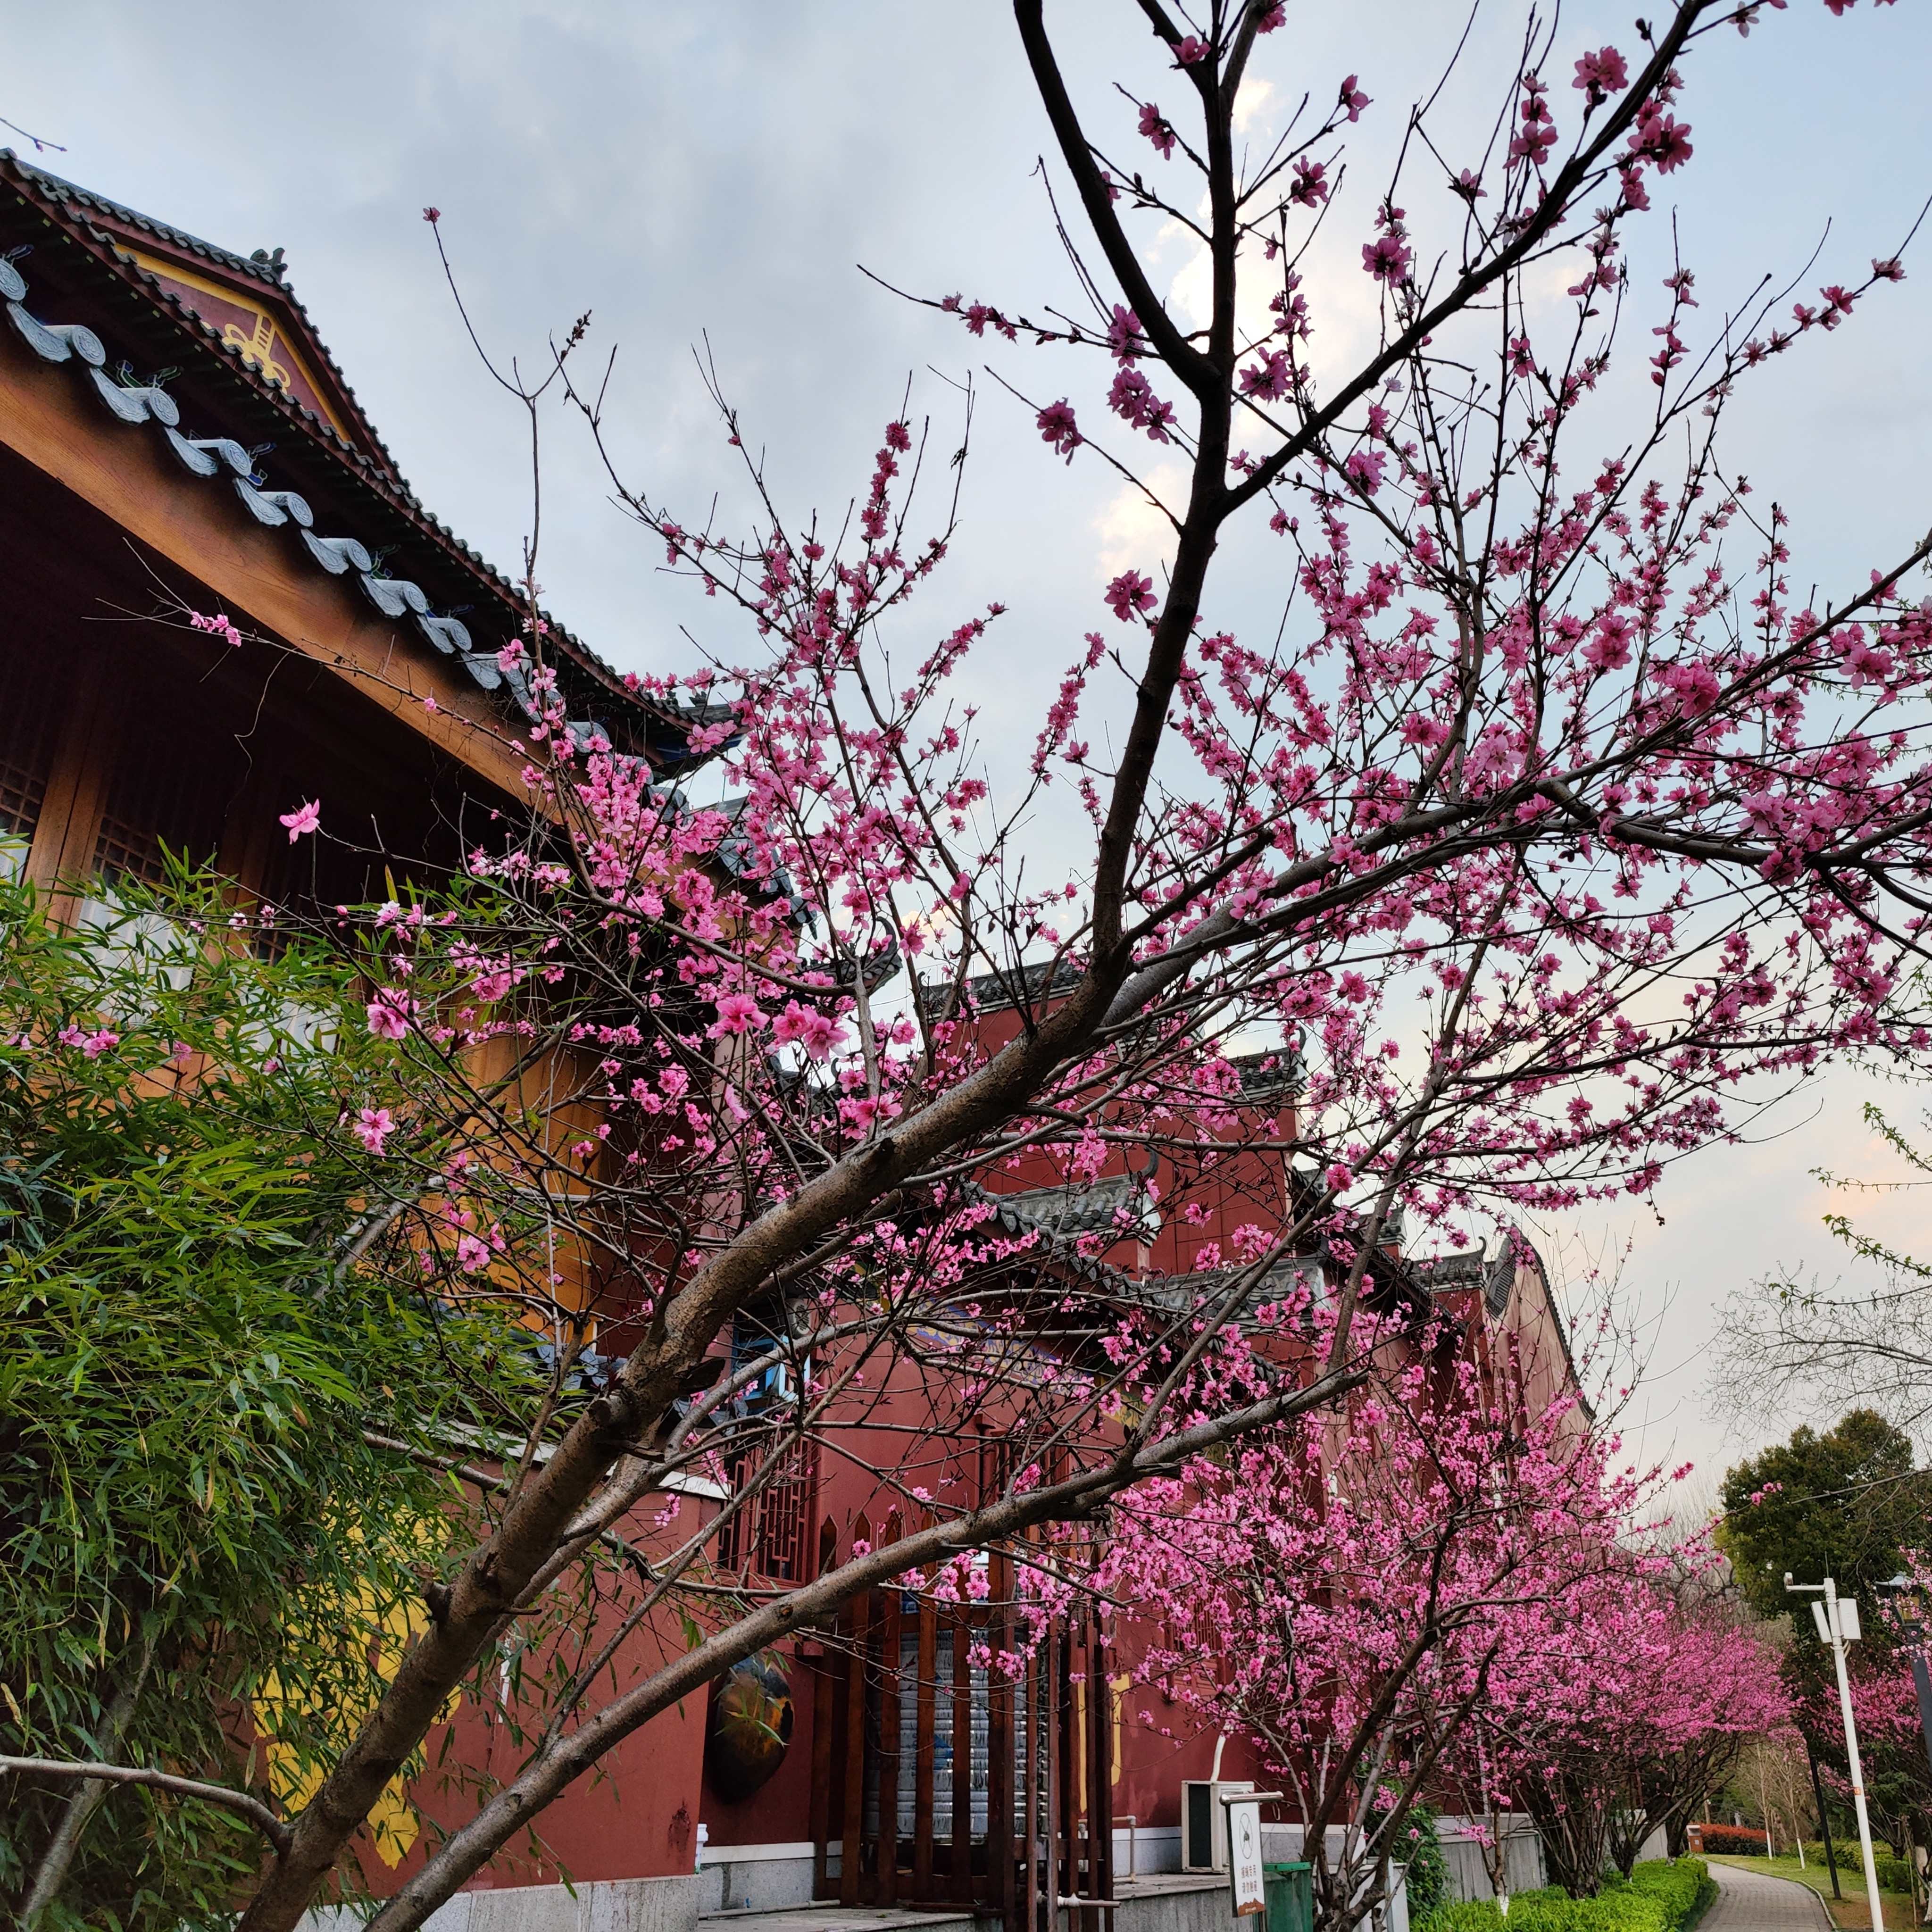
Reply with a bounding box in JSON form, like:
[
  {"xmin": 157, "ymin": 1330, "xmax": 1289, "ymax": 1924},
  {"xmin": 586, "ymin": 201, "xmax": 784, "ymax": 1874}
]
[
  {"xmin": 219, "ymin": 308, "xmax": 292, "ymax": 392},
  {"xmin": 121, "ymin": 247, "xmax": 352, "ymax": 441}
]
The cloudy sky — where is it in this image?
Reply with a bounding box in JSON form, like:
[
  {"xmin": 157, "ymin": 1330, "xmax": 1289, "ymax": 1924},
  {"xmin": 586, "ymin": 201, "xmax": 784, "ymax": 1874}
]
[{"xmin": 11, "ymin": 0, "xmax": 1932, "ymax": 1495}]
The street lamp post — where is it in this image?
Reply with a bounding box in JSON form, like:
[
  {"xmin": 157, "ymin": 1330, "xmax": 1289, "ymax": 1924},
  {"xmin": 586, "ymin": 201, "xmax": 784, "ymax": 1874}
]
[{"xmin": 1789, "ymin": 1574, "xmax": 1886, "ymax": 1932}]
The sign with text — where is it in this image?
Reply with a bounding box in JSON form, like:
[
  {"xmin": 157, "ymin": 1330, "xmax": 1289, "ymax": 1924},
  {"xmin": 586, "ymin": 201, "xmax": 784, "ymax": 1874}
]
[{"xmin": 1224, "ymin": 1796, "xmax": 1267, "ymax": 1917}]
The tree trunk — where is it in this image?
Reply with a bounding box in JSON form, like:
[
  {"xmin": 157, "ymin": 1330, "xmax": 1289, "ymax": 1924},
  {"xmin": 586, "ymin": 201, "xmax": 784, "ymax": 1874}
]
[{"xmin": 1519, "ymin": 1775, "xmax": 1607, "ymax": 1898}]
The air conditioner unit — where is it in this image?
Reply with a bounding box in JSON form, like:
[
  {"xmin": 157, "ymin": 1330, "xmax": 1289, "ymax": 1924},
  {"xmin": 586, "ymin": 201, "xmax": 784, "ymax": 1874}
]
[{"xmin": 1182, "ymin": 1780, "xmax": 1254, "ymax": 1872}]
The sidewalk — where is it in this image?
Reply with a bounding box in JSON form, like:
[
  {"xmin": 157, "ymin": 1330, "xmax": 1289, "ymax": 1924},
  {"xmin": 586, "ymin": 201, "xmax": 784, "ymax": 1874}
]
[{"xmin": 1705, "ymin": 1861, "xmax": 1835, "ymax": 1932}]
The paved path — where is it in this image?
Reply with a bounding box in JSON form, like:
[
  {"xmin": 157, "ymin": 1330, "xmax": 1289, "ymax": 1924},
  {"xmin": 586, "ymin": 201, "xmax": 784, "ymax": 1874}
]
[{"xmin": 1705, "ymin": 1861, "xmax": 1836, "ymax": 1932}]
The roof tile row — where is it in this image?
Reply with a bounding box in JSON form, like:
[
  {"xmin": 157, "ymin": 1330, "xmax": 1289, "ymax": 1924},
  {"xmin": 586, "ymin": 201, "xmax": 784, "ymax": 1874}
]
[
  {"xmin": 1, "ymin": 150, "xmax": 652, "ymax": 716},
  {"xmin": 0, "ymin": 244, "xmax": 583, "ymax": 733}
]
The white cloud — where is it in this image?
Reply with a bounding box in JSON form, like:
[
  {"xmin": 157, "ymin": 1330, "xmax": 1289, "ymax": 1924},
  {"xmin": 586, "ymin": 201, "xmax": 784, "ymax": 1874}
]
[
  {"xmin": 1092, "ymin": 460, "xmax": 1189, "ymax": 580},
  {"xmin": 1234, "ymin": 75, "xmax": 1278, "ymax": 136}
]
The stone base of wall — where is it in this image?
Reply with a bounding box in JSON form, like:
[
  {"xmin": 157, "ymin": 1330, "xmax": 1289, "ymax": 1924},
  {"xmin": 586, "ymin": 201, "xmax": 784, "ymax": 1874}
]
[
  {"xmin": 298, "ymin": 1841, "xmax": 1416, "ymax": 1932},
  {"xmin": 1114, "ymin": 1871, "xmax": 1243, "ymax": 1932},
  {"xmin": 697, "ymin": 1845, "xmax": 816, "ymax": 1916},
  {"xmin": 299, "ymin": 1872, "xmax": 706, "ymax": 1932}
]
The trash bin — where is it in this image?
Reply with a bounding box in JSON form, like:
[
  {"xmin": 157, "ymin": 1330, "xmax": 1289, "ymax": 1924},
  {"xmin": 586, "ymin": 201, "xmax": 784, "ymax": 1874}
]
[{"xmin": 1264, "ymin": 1861, "xmax": 1313, "ymax": 1932}]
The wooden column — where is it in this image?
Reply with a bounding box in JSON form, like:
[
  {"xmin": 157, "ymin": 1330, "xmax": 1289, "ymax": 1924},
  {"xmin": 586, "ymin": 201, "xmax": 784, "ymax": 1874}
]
[
  {"xmin": 25, "ymin": 642, "xmax": 125, "ymax": 919},
  {"xmin": 1088, "ymin": 1615, "xmax": 1115, "ymax": 1932},
  {"xmin": 1062, "ymin": 1624, "xmax": 1082, "ymax": 1932},
  {"xmin": 951, "ymin": 1602, "xmax": 973, "ymax": 1902},
  {"xmin": 1023, "ymin": 1640, "xmax": 1040, "ymax": 1932},
  {"xmin": 880, "ymin": 1578, "xmax": 902, "ymax": 1904},
  {"xmin": 989, "ymin": 1550, "xmax": 1016, "ymax": 1932},
  {"xmin": 915, "ymin": 1595, "xmax": 937, "ymax": 1896},
  {"xmin": 840, "ymin": 1592, "xmax": 868, "ymax": 1906},
  {"xmin": 1043, "ymin": 1627, "xmax": 1062, "ymax": 1932},
  {"xmin": 810, "ymin": 1646, "xmax": 835, "ymax": 1900}
]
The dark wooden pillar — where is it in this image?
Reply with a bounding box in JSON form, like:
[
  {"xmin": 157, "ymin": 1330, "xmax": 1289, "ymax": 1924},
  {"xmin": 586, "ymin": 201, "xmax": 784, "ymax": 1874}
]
[
  {"xmin": 1061, "ymin": 1623, "xmax": 1081, "ymax": 1932},
  {"xmin": 989, "ymin": 1550, "xmax": 1016, "ymax": 1932},
  {"xmin": 810, "ymin": 1643, "xmax": 835, "ymax": 1900},
  {"xmin": 951, "ymin": 1601, "xmax": 974, "ymax": 1902},
  {"xmin": 1089, "ymin": 1614, "xmax": 1115, "ymax": 1932},
  {"xmin": 880, "ymin": 1578, "xmax": 902, "ymax": 1904},
  {"xmin": 915, "ymin": 1596, "xmax": 937, "ymax": 1895},
  {"xmin": 26, "ymin": 640, "xmax": 124, "ymax": 921},
  {"xmin": 840, "ymin": 1591, "xmax": 868, "ymax": 1906},
  {"xmin": 1045, "ymin": 1626, "xmax": 1063, "ymax": 1932},
  {"xmin": 1024, "ymin": 1639, "xmax": 1041, "ymax": 1932}
]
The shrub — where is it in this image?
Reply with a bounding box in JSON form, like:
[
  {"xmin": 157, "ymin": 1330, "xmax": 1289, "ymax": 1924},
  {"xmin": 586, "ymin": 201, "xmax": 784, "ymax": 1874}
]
[
  {"xmin": 1420, "ymin": 1861, "xmax": 1712, "ymax": 1932},
  {"xmin": 1698, "ymin": 1825, "xmax": 1768, "ymax": 1855},
  {"xmin": 1419, "ymin": 1892, "xmax": 1665, "ymax": 1932},
  {"xmin": 1795, "ymin": 1847, "xmax": 1915, "ymax": 1893},
  {"xmin": 1622, "ymin": 1857, "xmax": 1716, "ymax": 1930},
  {"xmin": 0, "ymin": 874, "xmax": 531, "ymax": 1929},
  {"xmin": 1400, "ymin": 1805, "xmax": 1452, "ymax": 1924}
]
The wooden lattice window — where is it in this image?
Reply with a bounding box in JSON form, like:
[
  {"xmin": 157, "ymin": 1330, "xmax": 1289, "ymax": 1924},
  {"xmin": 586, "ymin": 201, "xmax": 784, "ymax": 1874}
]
[
  {"xmin": 0, "ymin": 756, "xmax": 45, "ymax": 849},
  {"xmin": 0, "ymin": 645, "xmax": 62, "ymax": 866},
  {"xmin": 717, "ymin": 1442, "xmax": 818, "ymax": 1582},
  {"xmin": 92, "ymin": 710, "xmax": 233, "ymax": 889}
]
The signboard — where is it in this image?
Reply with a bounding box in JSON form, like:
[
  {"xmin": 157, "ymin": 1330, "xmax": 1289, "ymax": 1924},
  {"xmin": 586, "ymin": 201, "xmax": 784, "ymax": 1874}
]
[{"xmin": 1225, "ymin": 1796, "xmax": 1266, "ymax": 1917}]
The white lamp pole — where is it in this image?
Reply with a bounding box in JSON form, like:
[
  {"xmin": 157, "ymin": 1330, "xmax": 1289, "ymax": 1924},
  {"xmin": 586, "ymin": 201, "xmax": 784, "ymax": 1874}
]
[{"xmin": 1788, "ymin": 1574, "xmax": 1886, "ymax": 1932}]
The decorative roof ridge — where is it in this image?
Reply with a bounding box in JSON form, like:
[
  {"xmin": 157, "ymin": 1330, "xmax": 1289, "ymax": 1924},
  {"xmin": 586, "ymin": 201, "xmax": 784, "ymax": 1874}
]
[
  {"xmin": 916, "ymin": 954, "xmax": 1085, "ymax": 1018},
  {"xmin": 1149, "ymin": 1252, "xmax": 1327, "ymax": 1300},
  {"xmin": 1228, "ymin": 1043, "xmax": 1305, "ymax": 1099},
  {"xmin": 9, "ymin": 156, "xmax": 289, "ymax": 287},
  {"xmin": 958, "ymin": 1179, "xmax": 1142, "ymax": 1301},
  {"xmin": 3, "ymin": 150, "xmax": 418, "ymax": 498},
  {"xmin": 1411, "ymin": 1249, "xmax": 1487, "ymax": 1285},
  {"xmin": 992, "ymin": 1171, "xmax": 1155, "ymax": 1239},
  {"xmin": 1163, "ymin": 1252, "xmax": 1324, "ymax": 1281},
  {"xmin": 0, "ymin": 151, "xmax": 653, "ymax": 720}
]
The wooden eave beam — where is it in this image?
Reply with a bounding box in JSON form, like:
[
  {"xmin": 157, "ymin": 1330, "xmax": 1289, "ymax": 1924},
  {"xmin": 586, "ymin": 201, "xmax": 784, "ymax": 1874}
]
[{"xmin": 0, "ymin": 341, "xmax": 545, "ymax": 804}]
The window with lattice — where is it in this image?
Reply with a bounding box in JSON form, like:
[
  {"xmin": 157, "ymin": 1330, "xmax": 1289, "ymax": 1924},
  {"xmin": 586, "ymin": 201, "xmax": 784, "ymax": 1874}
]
[
  {"xmin": 0, "ymin": 644, "xmax": 62, "ymax": 874},
  {"xmin": 92, "ymin": 709, "xmax": 234, "ymax": 888},
  {"xmin": 716, "ymin": 1442, "xmax": 818, "ymax": 1582}
]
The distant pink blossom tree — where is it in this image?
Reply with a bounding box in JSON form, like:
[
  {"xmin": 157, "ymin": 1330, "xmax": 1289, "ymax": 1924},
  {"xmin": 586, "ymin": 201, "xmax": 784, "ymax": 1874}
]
[
  {"xmin": 1478, "ymin": 1578, "xmax": 1786, "ymax": 1888},
  {"xmin": 1099, "ymin": 1322, "xmax": 1645, "ymax": 1931},
  {"xmin": 1792, "ymin": 1632, "xmax": 1932, "ymax": 1856}
]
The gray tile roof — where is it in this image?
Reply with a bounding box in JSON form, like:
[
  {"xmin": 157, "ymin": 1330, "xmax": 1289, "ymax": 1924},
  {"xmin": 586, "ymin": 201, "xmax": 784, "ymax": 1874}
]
[
  {"xmin": 8, "ymin": 155, "xmax": 409, "ymax": 488},
  {"xmin": 960, "ymin": 1181, "xmax": 1143, "ymax": 1301},
  {"xmin": 0, "ymin": 242, "xmax": 559, "ymax": 729},
  {"xmin": 994, "ymin": 1172, "xmax": 1158, "ymax": 1240},
  {"xmin": 0, "ymin": 153, "xmax": 727, "ymax": 767}
]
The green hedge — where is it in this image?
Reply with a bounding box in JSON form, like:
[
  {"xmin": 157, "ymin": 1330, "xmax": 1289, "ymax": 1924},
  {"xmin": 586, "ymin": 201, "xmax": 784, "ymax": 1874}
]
[
  {"xmin": 1794, "ymin": 1846, "xmax": 1915, "ymax": 1893},
  {"xmin": 1619, "ymin": 1859, "xmax": 1716, "ymax": 1930},
  {"xmin": 1420, "ymin": 1860, "xmax": 1714, "ymax": 1932}
]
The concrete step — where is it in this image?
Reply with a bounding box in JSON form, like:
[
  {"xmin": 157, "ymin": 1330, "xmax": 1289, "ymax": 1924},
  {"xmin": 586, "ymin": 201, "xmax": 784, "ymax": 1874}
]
[{"xmin": 697, "ymin": 1911, "xmax": 980, "ymax": 1932}]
